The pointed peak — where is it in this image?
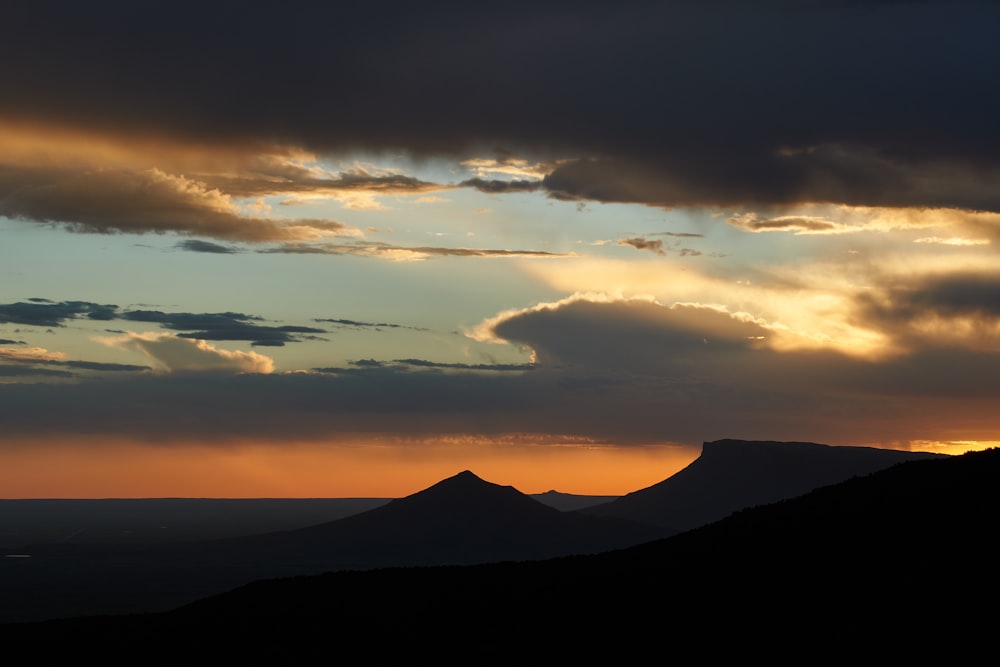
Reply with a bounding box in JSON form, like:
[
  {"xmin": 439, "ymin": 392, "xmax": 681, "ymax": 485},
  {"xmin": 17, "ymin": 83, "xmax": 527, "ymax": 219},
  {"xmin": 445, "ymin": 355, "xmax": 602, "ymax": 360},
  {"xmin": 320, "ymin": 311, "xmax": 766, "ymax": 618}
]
[
  {"xmin": 393, "ymin": 468, "xmax": 536, "ymax": 511},
  {"xmin": 416, "ymin": 469, "xmax": 498, "ymax": 494},
  {"xmin": 434, "ymin": 470, "xmax": 491, "ymax": 487}
]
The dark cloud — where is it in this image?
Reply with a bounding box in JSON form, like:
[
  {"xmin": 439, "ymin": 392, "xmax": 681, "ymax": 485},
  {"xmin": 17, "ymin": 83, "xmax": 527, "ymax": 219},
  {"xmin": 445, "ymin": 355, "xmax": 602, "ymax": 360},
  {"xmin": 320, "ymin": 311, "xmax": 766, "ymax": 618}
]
[
  {"xmin": 875, "ymin": 273, "xmax": 1000, "ymax": 320},
  {"xmin": 459, "ymin": 178, "xmax": 544, "ymax": 194},
  {"xmin": 0, "ymin": 370, "xmax": 542, "ymax": 441},
  {"xmin": 0, "ymin": 346, "xmax": 149, "ymax": 376},
  {"xmin": 350, "ymin": 359, "xmax": 385, "ymax": 368},
  {"xmin": 2, "ymin": 2, "xmax": 997, "ymax": 211},
  {"xmin": 120, "ymin": 310, "xmax": 326, "ymax": 347},
  {"xmin": 315, "ymin": 318, "xmax": 429, "ymax": 332},
  {"xmin": 486, "ymin": 296, "xmax": 1000, "ymax": 400},
  {"xmin": 200, "ymin": 166, "xmax": 449, "ymax": 201},
  {"xmin": 492, "ymin": 299, "xmax": 772, "ymax": 376},
  {"xmin": 175, "ymin": 240, "xmax": 239, "ymax": 254},
  {"xmin": 617, "ymin": 237, "xmax": 665, "ymax": 255},
  {"xmin": 0, "ymin": 300, "xmax": 118, "ymax": 327},
  {"xmin": 0, "ymin": 300, "xmax": 327, "ymax": 346},
  {"xmin": 616, "ymin": 235, "xmax": 705, "ymax": 256},
  {"xmin": 0, "ymin": 166, "xmax": 356, "ymax": 242},
  {"xmin": 856, "ymin": 272, "xmax": 1000, "ymax": 349},
  {"xmin": 392, "ymin": 359, "xmax": 535, "ymax": 372},
  {"xmin": 727, "ymin": 214, "xmax": 841, "ymax": 234},
  {"xmin": 1, "ymin": 294, "xmax": 998, "ymax": 445},
  {"xmin": 0, "ymin": 365, "xmax": 72, "ymax": 378},
  {"xmin": 0, "ymin": 339, "xmax": 24, "ymax": 345},
  {"xmin": 316, "ymin": 358, "xmax": 535, "ymax": 374},
  {"xmin": 58, "ymin": 360, "xmax": 150, "ymax": 372},
  {"xmin": 2, "ymin": 312, "xmax": 997, "ymax": 447},
  {"xmin": 542, "ymin": 151, "xmax": 1000, "ymax": 211}
]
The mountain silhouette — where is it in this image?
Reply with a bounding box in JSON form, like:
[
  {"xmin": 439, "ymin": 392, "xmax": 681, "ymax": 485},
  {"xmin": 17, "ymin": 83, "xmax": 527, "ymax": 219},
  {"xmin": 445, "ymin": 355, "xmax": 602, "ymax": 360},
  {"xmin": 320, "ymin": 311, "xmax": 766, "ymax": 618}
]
[
  {"xmin": 0, "ymin": 469, "xmax": 664, "ymax": 623},
  {"xmin": 225, "ymin": 469, "xmax": 665, "ymax": 568},
  {"xmin": 5, "ymin": 447, "xmax": 995, "ymax": 663},
  {"xmin": 580, "ymin": 438, "xmax": 947, "ymax": 532}
]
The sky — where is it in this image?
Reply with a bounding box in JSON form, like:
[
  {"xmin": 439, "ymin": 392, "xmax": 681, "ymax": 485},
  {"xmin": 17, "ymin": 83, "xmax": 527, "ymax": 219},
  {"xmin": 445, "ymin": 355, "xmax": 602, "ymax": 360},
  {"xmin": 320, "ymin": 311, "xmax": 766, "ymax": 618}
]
[{"xmin": 2, "ymin": 1, "xmax": 999, "ymax": 498}]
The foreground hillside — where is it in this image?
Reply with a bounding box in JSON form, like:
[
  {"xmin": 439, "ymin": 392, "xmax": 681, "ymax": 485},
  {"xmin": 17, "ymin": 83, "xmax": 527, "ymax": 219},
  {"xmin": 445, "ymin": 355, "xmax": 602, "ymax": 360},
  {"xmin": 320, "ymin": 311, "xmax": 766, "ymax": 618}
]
[{"xmin": 3, "ymin": 447, "xmax": 996, "ymax": 662}]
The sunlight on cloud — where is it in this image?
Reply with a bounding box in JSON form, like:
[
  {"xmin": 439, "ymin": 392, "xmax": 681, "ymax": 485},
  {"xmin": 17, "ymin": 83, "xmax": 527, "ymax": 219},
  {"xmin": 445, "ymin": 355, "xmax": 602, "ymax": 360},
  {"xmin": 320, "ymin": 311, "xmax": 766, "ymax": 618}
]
[
  {"xmin": 727, "ymin": 212, "xmax": 848, "ymax": 234},
  {"xmin": 516, "ymin": 258, "xmax": 897, "ymax": 359},
  {"xmin": 728, "ymin": 204, "xmax": 1000, "ymax": 237},
  {"xmin": 0, "ymin": 164, "xmax": 363, "ymax": 242},
  {"xmin": 97, "ymin": 332, "xmax": 275, "ymax": 374},
  {"xmin": 465, "ymin": 292, "xmax": 659, "ymax": 345},
  {"xmin": 460, "ymin": 157, "xmax": 552, "ymax": 180},
  {"xmin": 0, "ymin": 118, "xmax": 434, "ymax": 240},
  {"xmin": 0, "ymin": 346, "xmax": 66, "ymax": 362},
  {"xmin": 914, "ymin": 236, "xmax": 990, "ymax": 246},
  {"xmin": 470, "ymin": 291, "xmax": 895, "ymax": 364}
]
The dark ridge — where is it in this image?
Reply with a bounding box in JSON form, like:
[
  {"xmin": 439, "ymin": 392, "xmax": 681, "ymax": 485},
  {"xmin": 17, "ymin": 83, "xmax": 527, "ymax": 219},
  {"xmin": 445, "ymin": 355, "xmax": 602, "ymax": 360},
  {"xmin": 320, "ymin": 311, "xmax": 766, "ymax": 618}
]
[{"xmin": 580, "ymin": 438, "xmax": 947, "ymax": 531}]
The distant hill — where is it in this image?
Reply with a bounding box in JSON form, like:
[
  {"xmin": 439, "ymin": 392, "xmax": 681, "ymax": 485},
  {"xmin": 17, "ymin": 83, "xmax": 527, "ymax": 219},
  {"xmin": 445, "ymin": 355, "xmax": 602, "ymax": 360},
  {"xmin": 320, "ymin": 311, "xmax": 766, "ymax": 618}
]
[
  {"xmin": 580, "ymin": 438, "xmax": 948, "ymax": 532},
  {"xmin": 0, "ymin": 470, "xmax": 662, "ymax": 623},
  {"xmin": 5, "ymin": 447, "xmax": 996, "ymax": 662},
  {"xmin": 223, "ymin": 470, "xmax": 664, "ymax": 569},
  {"xmin": 529, "ymin": 489, "xmax": 619, "ymax": 511}
]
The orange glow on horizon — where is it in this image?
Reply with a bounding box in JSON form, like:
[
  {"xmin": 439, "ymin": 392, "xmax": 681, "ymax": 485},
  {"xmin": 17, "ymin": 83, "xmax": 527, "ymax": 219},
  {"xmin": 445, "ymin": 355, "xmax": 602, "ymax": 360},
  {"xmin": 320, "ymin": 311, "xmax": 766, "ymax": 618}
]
[
  {"xmin": 0, "ymin": 436, "xmax": 699, "ymax": 499},
  {"xmin": 3, "ymin": 435, "xmax": 989, "ymax": 500}
]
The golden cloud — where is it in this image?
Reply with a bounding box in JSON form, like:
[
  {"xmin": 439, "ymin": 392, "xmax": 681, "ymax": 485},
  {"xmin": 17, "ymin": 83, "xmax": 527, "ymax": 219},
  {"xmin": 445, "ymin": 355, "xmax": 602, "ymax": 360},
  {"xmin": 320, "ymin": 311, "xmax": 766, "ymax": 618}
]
[{"xmin": 97, "ymin": 332, "xmax": 275, "ymax": 374}]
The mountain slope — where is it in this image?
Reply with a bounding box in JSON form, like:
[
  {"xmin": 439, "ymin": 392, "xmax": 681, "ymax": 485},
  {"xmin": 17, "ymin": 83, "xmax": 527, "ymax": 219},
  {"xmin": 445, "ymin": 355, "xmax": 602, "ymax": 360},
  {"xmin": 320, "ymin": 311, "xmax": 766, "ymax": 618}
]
[
  {"xmin": 580, "ymin": 438, "xmax": 948, "ymax": 531},
  {"xmin": 225, "ymin": 469, "xmax": 665, "ymax": 568}
]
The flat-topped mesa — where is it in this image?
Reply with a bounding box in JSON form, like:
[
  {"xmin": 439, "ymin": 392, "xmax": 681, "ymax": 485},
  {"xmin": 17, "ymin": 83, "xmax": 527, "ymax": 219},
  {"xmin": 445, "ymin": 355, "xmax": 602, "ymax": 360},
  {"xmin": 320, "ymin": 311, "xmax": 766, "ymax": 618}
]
[
  {"xmin": 579, "ymin": 438, "xmax": 948, "ymax": 533},
  {"xmin": 701, "ymin": 439, "xmax": 836, "ymax": 455}
]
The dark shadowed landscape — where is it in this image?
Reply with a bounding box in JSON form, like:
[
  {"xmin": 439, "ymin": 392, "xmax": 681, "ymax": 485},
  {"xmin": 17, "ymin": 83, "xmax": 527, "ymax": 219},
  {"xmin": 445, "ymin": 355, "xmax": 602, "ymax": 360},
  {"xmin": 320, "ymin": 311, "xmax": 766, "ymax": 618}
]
[
  {"xmin": 3, "ymin": 4, "xmax": 999, "ymax": 662},
  {"xmin": 5, "ymin": 438, "xmax": 990, "ymax": 663}
]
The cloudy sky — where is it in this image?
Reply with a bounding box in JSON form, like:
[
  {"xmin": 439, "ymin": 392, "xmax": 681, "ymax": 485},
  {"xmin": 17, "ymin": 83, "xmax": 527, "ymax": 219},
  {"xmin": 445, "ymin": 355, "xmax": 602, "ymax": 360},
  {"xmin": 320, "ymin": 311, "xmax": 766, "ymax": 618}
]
[{"xmin": 2, "ymin": 1, "xmax": 999, "ymax": 497}]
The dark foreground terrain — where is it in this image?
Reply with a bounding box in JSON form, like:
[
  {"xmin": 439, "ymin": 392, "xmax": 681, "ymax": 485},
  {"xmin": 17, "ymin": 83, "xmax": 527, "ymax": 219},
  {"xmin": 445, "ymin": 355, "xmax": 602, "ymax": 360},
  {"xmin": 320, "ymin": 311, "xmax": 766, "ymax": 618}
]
[
  {"xmin": 2, "ymin": 447, "xmax": 996, "ymax": 663},
  {"xmin": 0, "ymin": 440, "xmax": 934, "ymax": 624}
]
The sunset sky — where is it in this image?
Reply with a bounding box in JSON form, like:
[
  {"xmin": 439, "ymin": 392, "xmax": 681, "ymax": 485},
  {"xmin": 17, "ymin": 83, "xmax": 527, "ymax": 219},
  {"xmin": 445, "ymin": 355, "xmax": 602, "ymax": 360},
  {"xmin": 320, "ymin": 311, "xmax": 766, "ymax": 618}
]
[{"xmin": 2, "ymin": 1, "xmax": 999, "ymax": 498}]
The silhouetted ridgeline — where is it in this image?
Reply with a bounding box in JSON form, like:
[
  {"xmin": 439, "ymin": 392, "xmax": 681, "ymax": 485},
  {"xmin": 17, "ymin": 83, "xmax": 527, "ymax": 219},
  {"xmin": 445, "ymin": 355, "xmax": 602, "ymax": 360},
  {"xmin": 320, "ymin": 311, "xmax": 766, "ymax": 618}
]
[
  {"xmin": 1, "ymin": 447, "xmax": 996, "ymax": 663},
  {"xmin": 580, "ymin": 438, "xmax": 947, "ymax": 531}
]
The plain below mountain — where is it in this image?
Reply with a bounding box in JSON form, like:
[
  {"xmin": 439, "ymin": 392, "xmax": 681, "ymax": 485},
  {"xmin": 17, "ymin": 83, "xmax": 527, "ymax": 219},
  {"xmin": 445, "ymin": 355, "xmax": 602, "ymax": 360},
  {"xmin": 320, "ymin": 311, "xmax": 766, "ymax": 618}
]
[{"xmin": 0, "ymin": 470, "xmax": 662, "ymax": 624}]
